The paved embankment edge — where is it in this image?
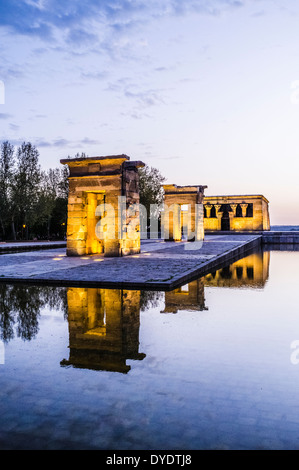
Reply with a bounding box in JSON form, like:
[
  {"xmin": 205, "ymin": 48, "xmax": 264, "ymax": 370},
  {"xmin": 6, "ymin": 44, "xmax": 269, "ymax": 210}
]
[
  {"xmin": 0, "ymin": 236, "xmax": 262, "ymax": 291},
  {"xmin": 164, "ymin": 235, "xmax": 262, "ymax": 290},
  {"xmin": 0, "ymin": 242, "xmax": 66, "ymax": 252}
]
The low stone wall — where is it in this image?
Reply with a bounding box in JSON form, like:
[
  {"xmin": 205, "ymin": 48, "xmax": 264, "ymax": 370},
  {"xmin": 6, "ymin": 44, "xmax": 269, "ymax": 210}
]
[
  {"xmin": 262, "ymin": 231, "xmax": 299, "ymax": 244},
  {"xmin": 205, "ymin": 230, "xmax": 299, "ymax": 244},
  {"xmin": 0, "ymin": 241, "xmax": 66, "ymax": 252}
]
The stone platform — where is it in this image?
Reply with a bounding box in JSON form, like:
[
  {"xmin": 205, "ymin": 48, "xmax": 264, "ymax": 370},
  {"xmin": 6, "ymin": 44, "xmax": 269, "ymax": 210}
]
[{"xmin": 0, "ymin": 234, "xmax": 262, "ymax": 290}]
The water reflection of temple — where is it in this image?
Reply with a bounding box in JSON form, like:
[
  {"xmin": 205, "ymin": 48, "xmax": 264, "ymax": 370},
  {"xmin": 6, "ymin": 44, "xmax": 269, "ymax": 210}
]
[
  {"xmin": 60, "ymin": 251, "xmax": 270, "ymax": 371},
  {"xmin": 204, "ymin": 251, "xmax": 270, "ymax": 288},
  {"xmin": 61, "ymin": 288, "xmax": 145, "ymax": 373},
  {"xmin": 161, "ymin": 280, "xmax": 207, "ymax": 313},
  {"xmin": 161, "ymin": 250, "xmax": 270, "ymax": 314}
]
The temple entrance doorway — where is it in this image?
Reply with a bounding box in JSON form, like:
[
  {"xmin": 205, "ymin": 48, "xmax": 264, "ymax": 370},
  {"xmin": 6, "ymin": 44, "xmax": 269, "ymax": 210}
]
[
  {"xmin": 221, "ymin": 205, "xmax": 231, "ymax": 231},
  {"xmin": 86, "ymin": 192, "xmax": 105, "ymax": 255},
  {"xmin": 221, "ymin": 215, "xmax": 230, "ymax": 231}
]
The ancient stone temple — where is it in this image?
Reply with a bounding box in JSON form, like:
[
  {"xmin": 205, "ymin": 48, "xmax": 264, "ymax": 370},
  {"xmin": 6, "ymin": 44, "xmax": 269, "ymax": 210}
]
[
  {"xmin": 203, "ymin": 195, "xmax": 270, "ymax": 232},
  {"xmin": 60, "ymin": 155, "xmax": 144, "ymax": 257},
  {"xmin": 162, "ymin": 184, "xmax": 207, "ymax": 241}
]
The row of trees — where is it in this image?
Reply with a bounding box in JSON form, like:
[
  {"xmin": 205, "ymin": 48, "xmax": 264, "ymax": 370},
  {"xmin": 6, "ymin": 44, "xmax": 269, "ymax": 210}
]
[
  {"xmin": 0, "ymin": 141, "xmax": 69, "ymax": 241},
  {"xmin": 0, "ymin": 140, "xmax": 166, "ymax": 241}
]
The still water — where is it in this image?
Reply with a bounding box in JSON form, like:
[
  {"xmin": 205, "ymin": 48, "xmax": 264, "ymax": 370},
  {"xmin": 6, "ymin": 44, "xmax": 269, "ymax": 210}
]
[{"xmin": 0, "ymin": 248, "xmax": 299, "ymax": 450}]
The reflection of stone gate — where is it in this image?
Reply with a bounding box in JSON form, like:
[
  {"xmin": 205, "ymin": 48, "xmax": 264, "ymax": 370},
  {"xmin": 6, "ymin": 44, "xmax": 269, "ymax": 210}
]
[
  {"xmin": 60, "ymin": 288, "xmax": 145, "ymax": 373},
  {"xmin": 161, "ymin": 279, "xmax": 207, "ymax": 313},
  {"xmin": 162, "ymin": 184, "xmax": 207, "ymax": 241},
  {"xmin": 60, "ymin": 155, "xmax": 144, "ymax": 257}
]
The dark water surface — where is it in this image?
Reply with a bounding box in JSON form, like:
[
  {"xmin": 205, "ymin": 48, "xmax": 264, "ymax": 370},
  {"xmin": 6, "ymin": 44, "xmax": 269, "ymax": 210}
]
[{"xmin": 0, "ymin": 248, "xmax": 299, "ymax": 450}]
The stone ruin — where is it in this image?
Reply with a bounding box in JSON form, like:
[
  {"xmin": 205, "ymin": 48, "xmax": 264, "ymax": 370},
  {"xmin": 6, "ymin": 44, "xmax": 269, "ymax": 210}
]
[{"xmin": 60, "ymin": 155, "xmax": 144, "ymax": 257}]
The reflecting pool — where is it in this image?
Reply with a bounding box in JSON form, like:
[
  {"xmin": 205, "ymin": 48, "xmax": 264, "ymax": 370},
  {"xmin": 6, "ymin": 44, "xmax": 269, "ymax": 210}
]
[{"xmin": 1, "ymin": 247, "xmax": 299, "ymax": 449}]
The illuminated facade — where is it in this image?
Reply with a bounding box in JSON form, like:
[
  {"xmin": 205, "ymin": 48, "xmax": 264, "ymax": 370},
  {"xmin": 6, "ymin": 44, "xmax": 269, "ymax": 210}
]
[
  {"xmin": 60, "ymin": 155, "xmax": 144, "ymax": 257},
  {"xmin": 203, "ymin": 195, "xmax": 270, "ymax": 232},
  {"xmin": 162, "ymin": 184, "xmax": 207, "ymax": 241}
]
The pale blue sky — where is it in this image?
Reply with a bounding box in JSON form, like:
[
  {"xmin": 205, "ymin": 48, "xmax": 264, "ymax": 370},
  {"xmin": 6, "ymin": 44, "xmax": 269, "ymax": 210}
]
[{"xmin": 1, "ymin": 0, "xmax": 299, "ymax": 224}]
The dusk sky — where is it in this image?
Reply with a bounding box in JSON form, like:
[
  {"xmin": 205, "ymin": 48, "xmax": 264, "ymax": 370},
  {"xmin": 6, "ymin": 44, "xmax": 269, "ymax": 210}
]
[{"xmin": 1, "ymin": 0, "xmax": 299, "ymax": 224}]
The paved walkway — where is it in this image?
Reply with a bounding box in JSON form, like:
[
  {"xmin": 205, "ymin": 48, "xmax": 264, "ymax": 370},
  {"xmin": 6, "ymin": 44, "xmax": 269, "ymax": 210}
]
[{"xmin": 0, "ymin": 234, "xmax": 262, "ymax": 289}]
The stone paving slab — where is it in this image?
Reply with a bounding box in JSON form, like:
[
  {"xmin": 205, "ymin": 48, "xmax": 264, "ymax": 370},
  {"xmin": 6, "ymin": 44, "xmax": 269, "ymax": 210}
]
[{"xmin": 0, "ymin": 234, "xmax": 262, "ymax": 290}]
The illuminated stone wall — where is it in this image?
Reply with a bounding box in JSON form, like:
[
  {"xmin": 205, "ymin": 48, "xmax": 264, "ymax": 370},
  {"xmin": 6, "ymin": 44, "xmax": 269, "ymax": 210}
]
[
  {"xmin": 60, "ymin": 155, "xmax": 144, "ymax": 257},
  {"xmin": 203, "ymin": 195, "xmax": 270, "ymax": 232},
  {"xmin": 162, "ymin": 184, "xmax": 207, "ymax": 241}
]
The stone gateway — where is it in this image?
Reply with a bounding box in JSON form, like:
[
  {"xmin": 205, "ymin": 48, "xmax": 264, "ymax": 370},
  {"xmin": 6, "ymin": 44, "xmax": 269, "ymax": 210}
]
[
  {"xmin": 61, "ymin": 155, "xmax": 144, "ymax": 257},
  {"xmin": 162, "ymin": 184, "xmax": 207, "ymax": 242}
]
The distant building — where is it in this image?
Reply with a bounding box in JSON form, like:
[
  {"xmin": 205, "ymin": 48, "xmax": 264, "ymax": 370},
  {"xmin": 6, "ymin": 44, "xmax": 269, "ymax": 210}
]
[{"xmin": 203, "ymin": 195, "xmax": 270, "ymax": 232}]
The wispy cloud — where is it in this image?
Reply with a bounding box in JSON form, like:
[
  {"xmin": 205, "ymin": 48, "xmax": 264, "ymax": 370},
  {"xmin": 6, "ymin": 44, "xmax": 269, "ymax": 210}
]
[
  {"xmin": 9, "ymin": 123, "xmax": 20, "ymax": 131},
  {"xmin": 0, "ymin": 113, "xmax": 13, "ymax": 120},
  {"xmin": 81, "ymin": 137, "xmax": 102, "ymax": 145},
  {"xmin": 0, "ymin": 0, "xmax": 249, "ymax": 44},
  {"xmin": 81, "ymin": 71, "xmax": 109, "ymax": 81},
  {"xmin": 106, "ymin": 75, "xmax": 169, "ymax": 111},
  {"xmin": 36, "ymin": 138, "xmax": 71, "ymax": 148},
  {"xmin": 124, "ymin": 87, "xmax": 166, "ymax": 108},
  {"xmin": 0, "ymin": 63, "xmax": 24, "ymax": 82},
  {"xmin": 35, "ymin": 136, "xmax": 102, "ymax": 148},
  {"xmin": 66, "ymin": 29, "xmax": 99, "ymax": 47}
]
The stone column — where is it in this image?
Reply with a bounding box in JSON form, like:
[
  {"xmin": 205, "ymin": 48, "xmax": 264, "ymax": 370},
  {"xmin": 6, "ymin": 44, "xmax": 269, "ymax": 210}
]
[
  {"xmin": 162, "ymin": 203, "xmax": 181, "ymax": 241},
  {"xmin": 86, "ymin": 193, "xmax": 101, "ymax": 254},
  {"xmin": 195, "ymin": 203, "xmax": 204, "ymax": 242},
  {"xmin": 66, "ymin": 189, "xmax": 88, "ymax": 256},
  {"xmin": 230, "ymin": 204, "xmax": 238, "ymax": 217},
  {"xmin": 103, "ymin": 194, "xmax": 121, "ymax": 257},
  {"xmin": 214, "ymin": 205, "xmax": 222, "ymax": 217},
  {"xmin": 216, "ymin": 210, "xmax": 223, "ymax": 231},
  {"xmin": 241, "ymin": 203, "xmax": 248, "ymax": 218},
  {"xmin": 205, "ymin": 204, "xmax": 212, "ymax": 218},
  {"xmin": 172, "ymin": 204, "xmax": 182, "ymax": 241}
]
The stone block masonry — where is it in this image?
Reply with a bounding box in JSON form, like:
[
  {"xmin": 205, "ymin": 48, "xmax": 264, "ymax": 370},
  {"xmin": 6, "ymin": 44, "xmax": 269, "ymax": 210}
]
[
  {"xmin": 60, "ymin": 155, "xmax": 144, "ymax": 257},
  {"xmin": 204, "ymin": 195, "xmax": 270, "ymax": 232}
]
